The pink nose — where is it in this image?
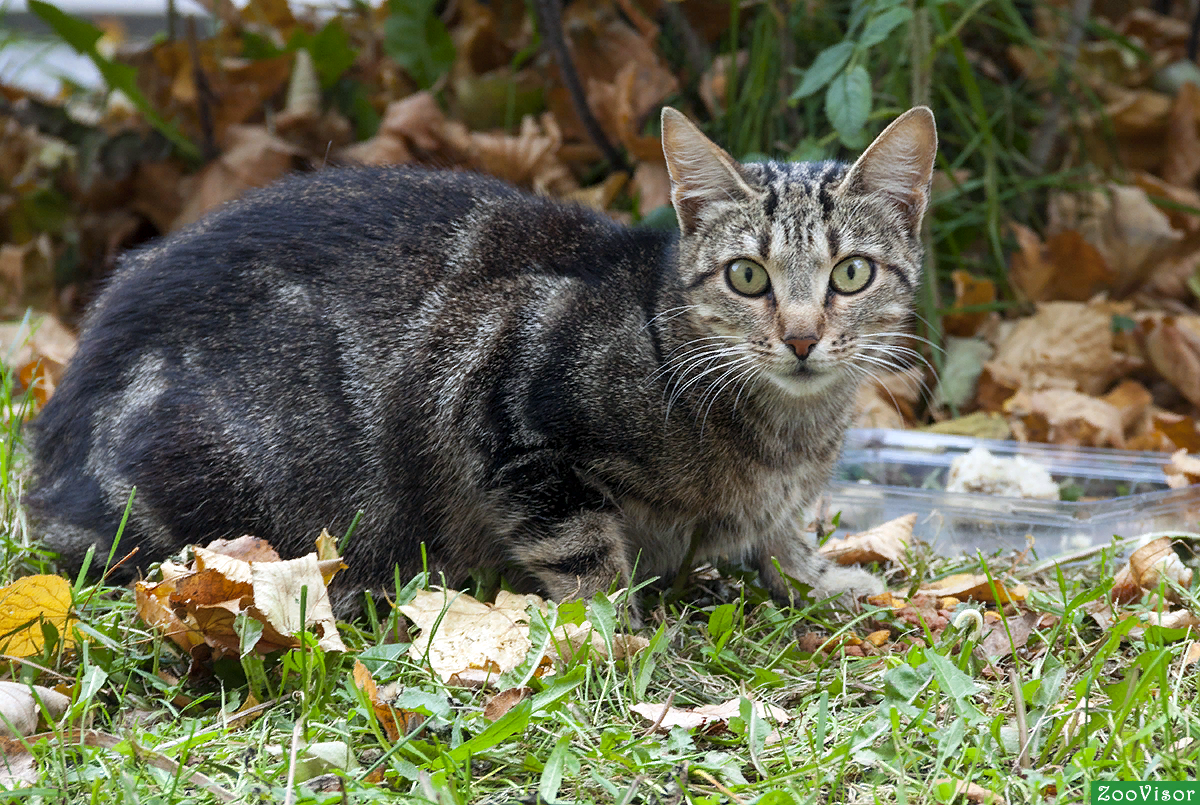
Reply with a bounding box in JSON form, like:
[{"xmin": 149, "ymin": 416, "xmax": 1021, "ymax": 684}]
[{"xmin": 785, "ymin": 337, "xmax": 818, "ymax": 360}]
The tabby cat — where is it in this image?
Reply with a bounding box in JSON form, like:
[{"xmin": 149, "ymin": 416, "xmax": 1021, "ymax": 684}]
[{"xmin": 27, "ymin": 106, "xmax": 936, "ymax": 617}]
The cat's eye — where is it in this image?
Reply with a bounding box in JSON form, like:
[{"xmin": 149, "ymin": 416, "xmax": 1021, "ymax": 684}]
[
  {"xmin": 829, "ymin": 256, "xmax": 874, "ymax": 295},
  {"xmin": 726, "ymin": 259, "xmax": 771, "ymax": 297}
]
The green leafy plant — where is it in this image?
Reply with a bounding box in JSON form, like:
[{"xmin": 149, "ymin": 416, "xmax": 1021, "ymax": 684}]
[
  {"xmin": 383, "ymin": 0, "xmax": 455, "ymax": 90},
  {"xmin": 789, "ymin": 0, "xmax": 913, "ymax": 146},
  {"xmin": 26, "ymin": 0, "xmax": 199, "ymax": 161}
]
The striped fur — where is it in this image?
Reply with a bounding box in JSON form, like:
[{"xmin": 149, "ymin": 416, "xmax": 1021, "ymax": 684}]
[{"xmin": 26, "ymin": 107, "xmax": 936, "ymax": 616}]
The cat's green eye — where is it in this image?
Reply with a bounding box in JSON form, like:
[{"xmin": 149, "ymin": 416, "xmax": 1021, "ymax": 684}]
[
  {"xmin": 726, "ymin": 259, "xmax": 770, "ymax": 297},
  {"xmin": 829, "ymin": 256, "xmax": 874, "ymax": 294}
]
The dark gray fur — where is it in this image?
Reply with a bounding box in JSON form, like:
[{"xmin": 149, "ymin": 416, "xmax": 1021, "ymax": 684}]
[{"xmin": 26, "ymin": 108, "xmax": 936, "ymax": 616}]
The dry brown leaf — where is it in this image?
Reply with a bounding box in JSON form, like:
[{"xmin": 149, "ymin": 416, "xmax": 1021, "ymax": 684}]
[
  {"xmin": 1165, "ymin": 448, "xmax": 1200, "ymax": 488},
  {"xmin": 854, "ymin": 383, "xmax": 907, "ymax": 430},
  {"xmin": 865, "ymin": 629, "xmax": 890, "ymax": 647},
  {"xmin": 0, "ymin": 237, "xmax": 56, "ymax": 320},
  {"xmin": 471, "ymin": 114, "xmax": 577, "ymax": 196},
  {"xmin": 0, "ymin": 682, "xmax": 68, "ymax": 738},
  {"xmin": 0, "ymin": 315, "xmax": 77, "ymax": 406},
  {"xmin": 0, "ymin": 736, "xmax": 37, "ymax": 789},
  {"xmin": 1008, "ymin": 224, "xmax": 1116, "ymax": 303},
  {"xmin": 1129, "ymin": 538, "xmax": 1194, "ymax": 596},
  {"xmin": 866, "ymin": 591, "xmax": 908, "ymax": 610},
  {"xmin": 1141, "ymin": 313, "xmax": 1200, "ymax": 408},
  {"xmin": 854, "ymin": 366, "xmax": 925, "ymax": 429},
  {"xmin": 131, "ymin": 34, "xmax": 291, "ymax": 147},
  {"xmin": 172, "ymin": 126, "xmax": 303, "ymax": 230},
  {"xmin": 0, "ymin": 575, "xmax": 77, "ymax": 657},
  {"xmin": 921, "ymin": 574, "xmax": 1028, "ymax": 605},
  {"xmin": 1134, "ymin": 171, "xmax": 1200, "ymax": 238},
  {"xmin": 250, "ymin": 555, "xmax": 346, "ymax": 653},
  {"xmin": 483, "ymin": 686, "xmax": 533, "ymax": 722},
  {"xmin": 698, "ymin": 51, "xmax": 747, "ymax": 118},
  {"xmin": 553, "ymin": 0, "xmax": 676, "ymax": 150},
  {"xmin": 548, "ymin": 621, "xmax": 649, "ymax": 665},
  {"xmin": 1164, "ymin": 82, "xmax": 1200, "ymax": 188},
  {"xmin": 1100, "ymin": 379, "xmax": 1153, "ymax": 434},
  {"xmin": 1003, "ymin": 388, "xmax": 1125, "ymax": 448},
  {"xmin": 1151, "ymin": 412, "xmax": 1200, "ymax": 452},
  {"xmin": 398, "ymin": 588, "xmax": 547, "ymax": 684},
  {"xmin": 352, "ymin": 660, "xmax": 425, "ymax": 741},
  {"xmin": 977, "ymin": 611, "xmax": 1038, "ymax": 658},
  {"xmin": 224, "ymin": 691, "xmax": 265, "ymax": 731},
  {"xmin": 1110, "ymin": 564, "xmax": 1143, "ymax": 605},
  {"xmin": 1047, "ymin": 184, "xmax": 1183, "ymax": 298},
  {"xmin": 397, "ymin": 588, "xmax": 644, "ymax": 686},
  {"xmin": 819, "ymin": 513, "xmax": 914, "ymax": 567},
  {"xmin": 932, "ymin": 777, "xmax": 1006, "ymax": 805},
  {"xmin": 921, "ymin": 412, "xmax": 1012, "ymax": 440},
  {"xmin": 563, "ymin": 172, "xmax": 627, "ymax": 211},
  {"xmin": 1144, "ymin": 608, "xmax": 1200, "ymax": 631},
  {"xmin": 1119, "ymin": 8, "xmax": 1191, "ymax": 60},
  {"xmin": 631, "ymin": 696, "xmax": 790, "ymax": 733},
  {"xmin": 943, "ymin": 270, "xmax": 996, "ymax": 336},
  {"xmin": 193, "ymin": 546, "xmax": 255, "ymax": 585},
  {"xmin": 202, "ymin": 536, "xmax": 282, "ymax": 565},
  {"xmin": 138, "ymin": 534, "xmax": 346, "ymax": 659},
  {"xmin": 612, "ymin": 61, "xmax": 675, "ymax": 163},
  {"xmin": 135, "ymin": 564, "xmax": 206, "ymax": 654},
  {"xmin": 631, "ymin": 161, "xmax": 671, "ymax": 212},
  {"xmin": 1184, "ymin": 640, "xmax": 1200, "ymax": 667},
  {"xmin": 980, "ymin": 301, "xmax": 1140, "ymax": 402}
]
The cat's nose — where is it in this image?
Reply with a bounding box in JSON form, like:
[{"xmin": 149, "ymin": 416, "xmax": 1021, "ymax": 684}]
[{"xmin": 785, "ymin": 336, "xmax": 819, "ymax": 360}]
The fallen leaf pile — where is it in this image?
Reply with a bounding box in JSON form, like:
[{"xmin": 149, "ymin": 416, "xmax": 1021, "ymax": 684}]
[
  {"xmin": 851, "ymin": 4, "xmax": 1200, "ymax": 453},
  {"xmin": 0, "ymin": 0, "xmax": 694, "ymax": 332},
  {"xmin": 135, "ymin": 533, "xmax": 347, "ymax": 662}
]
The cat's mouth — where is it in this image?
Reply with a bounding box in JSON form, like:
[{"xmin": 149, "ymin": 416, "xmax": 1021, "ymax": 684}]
[{"xmin": 767, "ymin": 362, "xmax": 839, "ymax": 396}]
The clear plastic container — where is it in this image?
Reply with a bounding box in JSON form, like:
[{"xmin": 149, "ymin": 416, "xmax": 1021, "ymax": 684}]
[{"xmin": 829, "ymin": 428, "xmax": 1200, "ymax": 557}]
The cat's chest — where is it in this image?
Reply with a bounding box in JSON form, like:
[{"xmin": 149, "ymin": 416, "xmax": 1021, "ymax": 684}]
[
  {"xmin": 697, "ymin": 457, "xmax": 826, "ymax": 533},
  {"xmin": 616, "ymin": 460, "xmax": 823, "ymax": 575}
]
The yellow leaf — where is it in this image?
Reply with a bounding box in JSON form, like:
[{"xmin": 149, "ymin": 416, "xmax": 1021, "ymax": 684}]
[
  {"xmin": 921, "ymin": 573, "xmax": 1029, "ymax": 605},
  {"xmin": 0, "ymin": 575, "xmax": 76, "ymax": 657}
]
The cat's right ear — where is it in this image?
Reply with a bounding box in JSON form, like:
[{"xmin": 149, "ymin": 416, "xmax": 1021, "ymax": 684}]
[{"xmin": 661, "ymin": 107, "xmax": 760, "ymax": 235}]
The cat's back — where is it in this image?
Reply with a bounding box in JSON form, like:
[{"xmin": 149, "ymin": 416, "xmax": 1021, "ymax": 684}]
[{"xmin": 27, "ymin": 165, "xmax": 670, "ymax": 582}]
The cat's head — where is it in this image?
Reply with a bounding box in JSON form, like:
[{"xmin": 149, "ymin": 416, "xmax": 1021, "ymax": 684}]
[{"xmin": 658, "ymin": 106, "xmax": 936, "ymax": 403}]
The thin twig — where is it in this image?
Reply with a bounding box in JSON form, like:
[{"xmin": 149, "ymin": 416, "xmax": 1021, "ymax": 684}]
[
  {"xmin": 1010, "ymin": 668, "xmax": 1031, "ymax": 770},
  {"xmin": 1029, "ymin": 0, "xmax": 1093, "ymax": 171},
  {"xmin": 283, "ymin": 715, "xmax": 304, "ymax": 805},
  {"xmin": 645, "ymin": 690, "xmax": 675, "ymax": 736},
  {"xmin": 31, "ymin": 729, "xmax": 235, "ymax": 802},
  {"xmin": 531, "ymin": 0, "xmax": 630, "ymax": 173},
  {"xmin": 0, "ymin": 655, "xmax": 72, "ymax": 681},
  {"xmin": 187, "ymin": 16, "xmax": 219, "ymax": 161},
  {"xmin": 691, "ymin": 768, "xmax": 743, "ymax": 803}
]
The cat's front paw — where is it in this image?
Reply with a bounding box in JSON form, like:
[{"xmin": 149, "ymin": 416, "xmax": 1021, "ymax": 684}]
[{"xmin": 810, "ymin": 565, "xmax": 885, "ymax": 608}]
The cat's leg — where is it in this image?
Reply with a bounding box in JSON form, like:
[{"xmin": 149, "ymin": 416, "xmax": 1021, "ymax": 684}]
[
  {"xmin": 518, "ymin": 509, "xmax": 640, "ymax": 624},
  {"xmin": 752, "ymin": 530, "xmax": 884, "ymax": 609}
]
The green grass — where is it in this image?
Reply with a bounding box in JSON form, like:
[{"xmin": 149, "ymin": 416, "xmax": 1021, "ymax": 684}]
[{"xmin": 11, "ymin": 540, "xmax": 1199, "ymax": 803}]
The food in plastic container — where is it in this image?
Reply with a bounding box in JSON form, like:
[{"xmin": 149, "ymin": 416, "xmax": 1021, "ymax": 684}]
[{"xmin": 830, "ymin": 428, "xmax": 1200, "ymax": 558}]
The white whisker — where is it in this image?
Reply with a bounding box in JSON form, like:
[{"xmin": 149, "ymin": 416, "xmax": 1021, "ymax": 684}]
[{"xmin": 642, "ymin": 304, "xmax": 702, "ymax": 331}]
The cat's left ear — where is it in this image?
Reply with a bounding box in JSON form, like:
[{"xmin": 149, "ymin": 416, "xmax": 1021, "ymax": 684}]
[
  {"xmin": 661, "ymin": 107, "xmax": 761, "ymax": 235},
  {"xmin": 838, "ymin": 107, "xmax": 937, "ymax": 232}
]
